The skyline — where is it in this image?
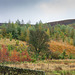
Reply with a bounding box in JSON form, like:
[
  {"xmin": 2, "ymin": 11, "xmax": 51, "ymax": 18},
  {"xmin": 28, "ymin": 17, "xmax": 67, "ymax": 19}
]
[{"xmin": 0, "ymin": 0, "xmax": 75, "ymax": 24}]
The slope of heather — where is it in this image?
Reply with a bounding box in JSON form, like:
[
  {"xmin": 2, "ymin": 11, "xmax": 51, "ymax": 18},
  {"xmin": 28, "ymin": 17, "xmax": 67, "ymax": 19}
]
[
  {"xmin": 0, "ymin": 39, "xmax": 75, "ymax": 55},
  {"xmin": 49, "ymin": 40, "xmax": 75, "ymax": 54}
]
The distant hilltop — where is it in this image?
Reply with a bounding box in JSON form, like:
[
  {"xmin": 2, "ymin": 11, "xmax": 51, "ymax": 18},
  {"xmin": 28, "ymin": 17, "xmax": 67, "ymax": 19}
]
[
  {"xmin": 47, "ymin": 19, "xmax": 75, "ymax": 26},
  {"xmin": 0, "ymin": 19, "xmax": 75, "ymax": 26},
  {"xmin": 0, "ymin": 23, "xmax": 6, "ymax": 26}
]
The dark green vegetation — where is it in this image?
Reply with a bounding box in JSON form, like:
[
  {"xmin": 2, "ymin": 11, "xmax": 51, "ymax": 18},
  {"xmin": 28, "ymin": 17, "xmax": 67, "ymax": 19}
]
[
  {"xmin": 0, "ymin": 65, "xmax": 45, "ymax": 75},
  {"xmin": 1, "ymin": 20, "xmax": 75, "ymax": 46},
  {"xmin": 29, "ymin": 29, "xmax": 50, "ymax": 59}
]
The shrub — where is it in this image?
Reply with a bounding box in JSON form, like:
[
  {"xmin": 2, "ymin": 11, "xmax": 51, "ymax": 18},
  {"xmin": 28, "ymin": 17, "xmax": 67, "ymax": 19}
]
[
  {"xmin": 59, "ymin": 50, "xmax": 68, "ymax": 59},
  {"xmin": 69, "ymin": 54, "xmax": 73, "ymax": 59},
  {"xmin": 10, "ymin": 50, "xmax": 20, "ymax": 62},
  {"xmin": 15, "ymin": 40, "xmax": 19, "ymax": 46},
  {"xmin": 20, "ymin": 50, "xmax": 32, "ymax": 62},
  {"xmin": 0, "ymin": 45, "xmax": 9, "ymax": 63},
  {"xmin": 51, "ymin": 51, "xmax": 60, "ymax": 59}
]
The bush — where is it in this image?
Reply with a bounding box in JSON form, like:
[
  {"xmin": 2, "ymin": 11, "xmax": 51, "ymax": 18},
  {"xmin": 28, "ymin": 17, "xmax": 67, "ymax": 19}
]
[
  {"xmin": 69, "ymin": 54, "xmax": 73, "ymax": 59},
  {"xmin": 59, "ymin": 50, "xmax": 68, "ymax": 59},
  {"xmin": 51, "ymin": 51, "xmax": 60, "ymax": 59},
  {"xmin": 15, "ymin": 40, "xmax": 19, "ymax": 46}
]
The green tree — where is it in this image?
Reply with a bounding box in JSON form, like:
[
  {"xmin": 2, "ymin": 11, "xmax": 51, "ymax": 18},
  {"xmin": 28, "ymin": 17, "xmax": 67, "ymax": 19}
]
[
  {"xmin": 25, "ymin": 28, "xmax": 30, "ymax": 42},
  {"xmin": 9, "ymin": 33, "xmax": 12, "ymax": 41},
  {"xmin": 1, "ymin": 24, "xmax": 7, "ymax": 37},
  {"xmin": 46, "ymin": 28, "xmax": 50, "ymax": 38},
  {"xmin": 73, "ymin": 30, "xmax": 75, "ymax": 46},
  {"xmin": 28, "ymin": 29, "xmax": 50, "ymax": 59},
  {"xmin": 16, "ymin": 19, "xmax": 21, "ymax": 25}
]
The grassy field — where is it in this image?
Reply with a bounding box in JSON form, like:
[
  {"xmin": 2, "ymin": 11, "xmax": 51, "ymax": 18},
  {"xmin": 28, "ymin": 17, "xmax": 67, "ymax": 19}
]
[{"xmin": 4, "ymin": 59, "xmax": 75, "ymax": 75}]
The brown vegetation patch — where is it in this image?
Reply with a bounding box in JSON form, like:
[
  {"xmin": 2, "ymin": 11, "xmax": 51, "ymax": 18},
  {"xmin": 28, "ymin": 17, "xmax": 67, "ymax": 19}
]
[{"xmin": 49, "ymin": 40, "xmax": 75, "ymax": 54}]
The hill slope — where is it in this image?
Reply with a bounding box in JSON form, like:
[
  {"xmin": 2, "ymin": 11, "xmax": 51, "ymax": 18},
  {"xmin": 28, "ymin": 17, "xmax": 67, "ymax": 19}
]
[
  {"xmin": 0, "ymin": 19, "xmax": 75, "ymax": 26},
  {"xmin": 47, "ymin": 19, "xmax": 75, "ymax": 26},
  {"xmin": 0, "ymin": 39, "xmax": 75, "ymax": 55}
]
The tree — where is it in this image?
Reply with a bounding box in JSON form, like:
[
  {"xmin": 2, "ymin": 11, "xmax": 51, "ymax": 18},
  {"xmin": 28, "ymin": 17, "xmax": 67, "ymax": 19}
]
[
  {"xmin": 17, "ymin": 26, "xmax": 21, "ymax": 35},
  {"xmin": 46, "ymin": 28, "xmax": 50, "ymax": 38},
  {"xmin": 19, "ymin": 31, "xmax": 26, "ymax": 41},
  {"xmin": 38, "ymin": 20, "xmax": 43, "ymax": 30},
  {"xmin": 1, "ymin": 24, "xmax": 7, "ymax": 37},
  {"xmin": 16, "ymin": 19, "xmax": 21, "ymax": 25},
  {"xmin": 9, "ymin": 33, "xmax": 12, "ymax": 41},
  {"xmin": 28, "ymin": 29, "xmax": 50, "ymax": 59},
  {"xmin": 73, "ymin": 30, "xmax": 75, "ymax": 46},
  {"xmin": 25, "ymin": 28, "xmax": 30, "ymax": 42},
  {"xmin": 21, "ymin": 19, "xmax": 24, "ymax": 25}
]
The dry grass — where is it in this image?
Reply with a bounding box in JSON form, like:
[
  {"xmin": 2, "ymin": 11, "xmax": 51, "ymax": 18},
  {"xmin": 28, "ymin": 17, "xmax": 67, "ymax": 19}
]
[
  {"xmin": 5, "ymin": 59, "xmax": 75, "ymax": 71},
  {"xmin": 0, "ymin": 39, "xmax": 26, "ymax": 45}
]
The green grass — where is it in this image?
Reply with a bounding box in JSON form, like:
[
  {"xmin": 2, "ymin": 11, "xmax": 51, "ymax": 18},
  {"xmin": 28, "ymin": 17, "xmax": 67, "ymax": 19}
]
[{"xmin": 45, "ymin": 70, "xmax": 75, "ymax": 75}]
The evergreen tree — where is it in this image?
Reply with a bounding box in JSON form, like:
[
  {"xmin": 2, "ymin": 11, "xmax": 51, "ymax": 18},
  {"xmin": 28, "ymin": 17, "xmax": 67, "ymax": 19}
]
[
  {"xmin": 46, "ymin": 28, "xmax": 50, "ymax": 38},
  {"xmin": 28, "ymin": 29, "xmax": 50, "ymax": 59}
]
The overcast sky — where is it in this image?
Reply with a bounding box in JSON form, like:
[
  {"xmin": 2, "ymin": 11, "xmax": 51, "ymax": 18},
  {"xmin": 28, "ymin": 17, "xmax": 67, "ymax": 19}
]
[{"xmin": 0, "ymin": 0, "xmax": 75, "ymax": 24}]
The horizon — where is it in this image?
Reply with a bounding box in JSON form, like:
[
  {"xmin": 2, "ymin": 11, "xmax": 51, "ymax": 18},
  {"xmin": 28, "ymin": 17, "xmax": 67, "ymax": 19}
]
[
  {"xmin": 0, "ymin": 18, "xmax": 75, "ymax": 25},
  {"xmin": 0, "ymin": 0, "xmax": 75, "ymax": 24}
]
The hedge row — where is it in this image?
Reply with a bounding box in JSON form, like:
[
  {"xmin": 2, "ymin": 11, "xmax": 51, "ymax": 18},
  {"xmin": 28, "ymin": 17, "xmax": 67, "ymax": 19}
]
[{"xmin": 0, "ymin": 65, "xmax": 45, "ymax": 75}]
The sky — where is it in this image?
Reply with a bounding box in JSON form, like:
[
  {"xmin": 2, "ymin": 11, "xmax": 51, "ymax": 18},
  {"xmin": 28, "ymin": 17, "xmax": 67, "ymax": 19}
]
[{"xmin": 0, "ymin": 0, "xmax": 75, "ymax": 24}]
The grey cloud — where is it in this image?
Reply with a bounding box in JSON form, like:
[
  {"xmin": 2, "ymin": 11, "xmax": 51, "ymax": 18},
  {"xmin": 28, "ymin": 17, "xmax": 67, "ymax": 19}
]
[{"xmin": 0, "ymin": 0, "xmax": 75, "ymax": 24}]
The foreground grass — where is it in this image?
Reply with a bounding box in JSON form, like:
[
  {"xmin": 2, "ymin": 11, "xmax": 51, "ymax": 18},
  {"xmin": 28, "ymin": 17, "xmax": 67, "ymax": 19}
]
[
  {"xmin": 1, "ymin": 59, "xmax": 75, "ymax": 75},
  {"xmin": 46, "ymin": 70, "xmax": 75, "ymax": 75}
]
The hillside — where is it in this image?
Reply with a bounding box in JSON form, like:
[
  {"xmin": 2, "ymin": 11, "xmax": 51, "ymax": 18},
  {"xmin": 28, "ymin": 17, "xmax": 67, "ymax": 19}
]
[{"xmin": 0, "ymin": 39, "xmax": 75, "ymax": 55}]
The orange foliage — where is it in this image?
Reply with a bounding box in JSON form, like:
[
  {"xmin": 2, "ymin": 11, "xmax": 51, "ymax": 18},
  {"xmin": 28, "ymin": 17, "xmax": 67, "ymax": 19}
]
[
  {"xmin": 49, "ymin": 40, "xmax": 75, "ymax": 55},
  {"xmin": 0, "ymin": 45, "xmax": 9, "ymax": 62},
  {"xmin": 20, "ymin": 50, "xmax": 32, "ymax": 62},
  {"xmin": 0, "ymin": 45, "xmax": 32, "ymax": 63},
  {"xmin": 10, "ymin": 50, "xmax": 20, "ymax": 62}
]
